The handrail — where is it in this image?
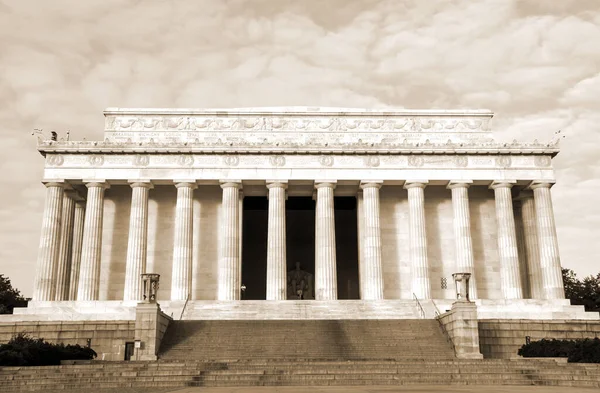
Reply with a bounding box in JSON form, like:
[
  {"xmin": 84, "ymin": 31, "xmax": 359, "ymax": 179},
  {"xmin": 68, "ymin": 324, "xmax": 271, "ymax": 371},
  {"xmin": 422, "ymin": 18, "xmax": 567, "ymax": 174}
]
[
  {"xmin": 179, "ymin": 295, "xmax": 190, "ymax": 320},
  {"xmin": 412, "ymin": 293, "xmax": 426, "ymax": 319},
  {"xmin": 433, "ymin": 304, "xmax": 456, "ymax": 353}
]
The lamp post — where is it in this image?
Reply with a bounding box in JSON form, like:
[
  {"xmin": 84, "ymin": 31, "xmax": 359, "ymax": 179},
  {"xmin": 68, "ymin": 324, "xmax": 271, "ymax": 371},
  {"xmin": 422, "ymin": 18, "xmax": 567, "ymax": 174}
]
[
  {"xmin": 141, "ymin": 273, "xmax": 160, "ymax": 303},
  {"xmin": 452, "ymin": 272, "xmax": 472, "ymax": 302}
]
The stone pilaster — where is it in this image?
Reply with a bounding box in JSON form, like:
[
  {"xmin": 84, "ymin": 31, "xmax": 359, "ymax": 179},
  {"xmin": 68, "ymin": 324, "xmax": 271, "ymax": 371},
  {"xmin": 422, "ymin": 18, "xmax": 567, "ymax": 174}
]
[
  {"xmin": 359, "ymin": 181, "xmax": 384, "ymax": 300},
  {"xmin": 490, "ymin": 180, "xmax": 523, "ymax": 299},
  {"xmin": 404, "ymin": 181, "xmax": 430, "ymax": 299},
  {"xmin": 266, "ymin": 181, "xmax": 287, "ymax": 300},
  {"xmin": 218, "ymin": 181, "xmax": 242, "ymax": 300},
  {"xmin": 33, "ymin": 181, "xmax": 66, "ymax": 301},
  {"xmin": 124, "ymin": 181, "xmax": 153, "ymax": 301},
  {"xmin": 356, "ymin": 190, "xmax": 364, "ymax": 298},
  {"xmin": 54, "ymin": 191, "xmax": 76, "ymax": 300},
  {"xmin": 171, "ymin": 181, "xmax": 196, "ymax": 301},
  {"xmin": 448, "ymin": 181, "xmax": 477, "ymax": 299},
  {"xmin": 314, "ymin": 181, "xmax": 337, "ymax": 300},
  {"xmin": 530, "ymin": 181, "xmax": 565, "ymax": 299},
  {"xmin": 77, "ymin": 181, "xmax": 109, "ymax": 301},
  {"xmin": 68, "ymin": 200, "xmax": 85, "ymax": 300}
]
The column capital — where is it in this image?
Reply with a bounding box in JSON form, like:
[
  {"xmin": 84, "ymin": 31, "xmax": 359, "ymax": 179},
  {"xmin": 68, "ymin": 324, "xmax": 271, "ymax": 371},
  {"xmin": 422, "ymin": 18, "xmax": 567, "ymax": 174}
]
[
  {"xmin": 315, "ymin": 181, "xmax": 337, "ymax": 189},
  {"xmin": 64, "ymin": 188, "xmax": 85, "ymax": 202},
  {"xmin": 266, "ymin": 180, "xmax": 288, "ymax": 189},
  {"xmin": 83, "ymin": 180, "xmax": 110, "ymax": 189},
  {"xmin": 527, "ymin": 180, "xmax": 556, "ymax": 190},
  {"xmin": 42, "ymin": 180, "xmax": 68, "ymax": 188},
  {"xmin": 447, "ymin": 180, "xmax": 473, "ymax": 190},
  {"xmin": 404, "ymin": 180, "xmax": 428, "ymax": 190},
  {"xmin": 174, "ymin": 181, "xmax": 198, "ymax": 189},
  {"xmin": 359, "ymin": 181, "xmax": 383, "ymax": 190},
  {"xmin": 220, "ymin": 180, "xmax": 242, "ymax": 189},
  {"xmin": 129, "ymin": 180, "xmax": 154, "ymax": 189},
  {"xmin": 489, "ymin": 180, "xmax": 516, "ymax": 190}
]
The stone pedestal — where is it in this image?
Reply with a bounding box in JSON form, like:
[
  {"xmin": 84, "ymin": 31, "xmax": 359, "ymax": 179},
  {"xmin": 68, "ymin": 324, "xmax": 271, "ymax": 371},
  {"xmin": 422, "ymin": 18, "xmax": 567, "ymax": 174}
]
[
  {"xmin": 438, "ymin": 302, "xmax": 483, "ymax": 359},
  {"xmin": 133, "ymin": 303, "xmax": 171, "ymax": 361}
]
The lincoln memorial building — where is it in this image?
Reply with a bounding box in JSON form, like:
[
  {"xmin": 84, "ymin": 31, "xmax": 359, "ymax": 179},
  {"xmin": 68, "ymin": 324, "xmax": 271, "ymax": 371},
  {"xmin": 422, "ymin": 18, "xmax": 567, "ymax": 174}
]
[{"xmin": 17, "ymin": 107, "xmax": 595, "ymax": 321}]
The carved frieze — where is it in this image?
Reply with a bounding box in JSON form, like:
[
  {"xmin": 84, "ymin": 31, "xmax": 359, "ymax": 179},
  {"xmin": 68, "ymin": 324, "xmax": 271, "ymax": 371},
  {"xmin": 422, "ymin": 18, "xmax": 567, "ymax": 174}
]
[
  {"xmin": 88, "ymin": 155, "xmax": 104, "ymax": 166},
  {"xmin": 408, "ymin": 156, "xmax": 425, "ymax": 167},
  {"xmin": 224, "ymin": 155, "xmax": 239, "ymax": 166},
  {"xmin": 178, "ymin": 155, "xmax": 194, "ymax": 167},
  {"xmin": 319, "ymin": 155, "xmax": 334, "ymax": 167},
  {"xmin": 534, "ymin": 155, "xmax": 551, "ymax": 167},
  {"xmin": 365, "ymin": 156, "xmax": 380, "ymax": 167},
  {"xmin": 495, "ymin": 156, "xmax": 512, "ymax": 168},
  {"xmin": 269, "ymin": 155, "xmax": 286, "ymax": 167},
  {"xmin": 46, "ymin": 154, "xmax": 64, "ymax": 166},
  {"xmin": 134, "ymin": 155, "xmax": 149, "ymax": 166},
  {"xmin": 454, "ymin": 156, "xmax": 468, "ymax": 168}
]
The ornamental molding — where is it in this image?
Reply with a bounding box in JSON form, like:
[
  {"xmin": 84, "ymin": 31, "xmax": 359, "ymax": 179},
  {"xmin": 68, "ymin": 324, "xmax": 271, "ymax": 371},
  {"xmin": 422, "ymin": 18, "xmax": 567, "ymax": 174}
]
[
  {"xmin": 46, "ymin": 154, "xmax": 64, "ymax": 166},
  {"xmin": 319, "ymin": 155, "xmax": 334, "ymax": 167},
  {"xmin": 133, "ymin": 154, "xmax": 149, "ymax": 166}
]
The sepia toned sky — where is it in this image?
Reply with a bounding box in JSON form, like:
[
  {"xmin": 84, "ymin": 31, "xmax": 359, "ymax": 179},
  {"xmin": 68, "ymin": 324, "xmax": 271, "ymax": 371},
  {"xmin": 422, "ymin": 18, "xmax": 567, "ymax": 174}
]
[{"xmin": 1, "ymin": 0, "xmax": 599, "ymax": 296}]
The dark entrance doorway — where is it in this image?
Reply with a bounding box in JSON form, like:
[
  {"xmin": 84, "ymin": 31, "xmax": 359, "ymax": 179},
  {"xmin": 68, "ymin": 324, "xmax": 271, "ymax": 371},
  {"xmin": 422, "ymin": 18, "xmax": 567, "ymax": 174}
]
[{"xmin": 241, "ymin": 194, "xmax": 359, "ymax": 300}]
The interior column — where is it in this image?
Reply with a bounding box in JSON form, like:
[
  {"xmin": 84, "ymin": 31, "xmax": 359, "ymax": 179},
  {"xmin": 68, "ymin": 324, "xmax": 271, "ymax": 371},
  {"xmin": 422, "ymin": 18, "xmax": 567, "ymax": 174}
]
[
  {"xmin": 68, "ymin": 199, "xmax": 85, "ymax": 300},
  {"xmin": 266, "ymin": 181, "xmax": 287, "ymax": 300},
  {"xmin": 490, "ymin": 180, "xmax": 523, "ymax": 299},
  {"xmin": 314, "ymin": 181, "xmax": 337, "ymax": 300}
]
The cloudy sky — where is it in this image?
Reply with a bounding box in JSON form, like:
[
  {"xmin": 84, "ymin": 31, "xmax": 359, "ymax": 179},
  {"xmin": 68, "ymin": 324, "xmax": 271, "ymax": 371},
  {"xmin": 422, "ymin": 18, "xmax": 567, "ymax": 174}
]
[{"xmin": 1, "ymin": 0, "xmax": 599, "ymax": 296}]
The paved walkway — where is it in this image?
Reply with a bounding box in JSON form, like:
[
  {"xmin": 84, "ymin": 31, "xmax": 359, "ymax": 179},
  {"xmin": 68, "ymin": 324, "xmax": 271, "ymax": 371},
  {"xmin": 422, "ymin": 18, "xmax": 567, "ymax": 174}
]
[{"xmin": 163, "ymin": 386, "xmax": 597, "ymax": 393}]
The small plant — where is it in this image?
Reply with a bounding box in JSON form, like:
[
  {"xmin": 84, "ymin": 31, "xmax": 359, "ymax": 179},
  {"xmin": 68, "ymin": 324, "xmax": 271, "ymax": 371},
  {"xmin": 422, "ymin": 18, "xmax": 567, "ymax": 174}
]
[
  {"xmin": 0, "ymin": 333, "xmax": 97, "ymax": 366},
  {"xmin": 518, "ymin": 337, "xmax": 600, "ymax": 363}
]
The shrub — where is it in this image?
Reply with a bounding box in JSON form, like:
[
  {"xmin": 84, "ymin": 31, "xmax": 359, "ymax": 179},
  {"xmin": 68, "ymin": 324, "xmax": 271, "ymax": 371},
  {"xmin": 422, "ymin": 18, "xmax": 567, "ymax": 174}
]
[
  {"xmin": 518, "ymin": 337, "xmax": 600, "ymax": 363},
  {"xmin": 0, "ymin": 333, "xmax": 97, "ymax": 367}
]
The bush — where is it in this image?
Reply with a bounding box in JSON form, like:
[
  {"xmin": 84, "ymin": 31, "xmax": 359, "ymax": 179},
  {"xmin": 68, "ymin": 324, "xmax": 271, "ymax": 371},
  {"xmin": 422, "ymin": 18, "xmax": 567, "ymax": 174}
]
[
  {"xmin": 0, "ymin": 333, "xmax": 97, "ymax": 367},
  {"xmin": 518, "ymin": 337, "xmax": 600, "ymax": 363}
]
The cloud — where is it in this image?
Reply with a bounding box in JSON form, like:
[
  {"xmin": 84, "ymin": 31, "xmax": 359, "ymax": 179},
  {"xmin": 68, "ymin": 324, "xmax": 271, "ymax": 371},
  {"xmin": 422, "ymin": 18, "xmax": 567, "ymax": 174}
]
[{"xmin": 1, "ymin": 0, "xmax": 599, "ymax": 294}]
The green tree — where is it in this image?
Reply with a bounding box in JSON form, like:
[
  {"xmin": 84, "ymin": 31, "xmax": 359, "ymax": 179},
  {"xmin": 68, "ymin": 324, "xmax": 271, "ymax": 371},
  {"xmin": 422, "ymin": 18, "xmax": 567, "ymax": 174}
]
[
  {"xmin": 0, "ymin": 275, "xmax": 28, "ymax": 314},
  {"xmin": 562, "ymin": 268, "xmax": 600, "ymax": 312}
]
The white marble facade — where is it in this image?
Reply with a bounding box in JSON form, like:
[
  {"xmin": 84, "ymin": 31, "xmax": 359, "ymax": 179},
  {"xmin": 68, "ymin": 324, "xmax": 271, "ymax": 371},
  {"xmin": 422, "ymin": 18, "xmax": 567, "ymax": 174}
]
[{"xmin": 31, "ymin": 107, "xmax": 566, "ymax": 306}]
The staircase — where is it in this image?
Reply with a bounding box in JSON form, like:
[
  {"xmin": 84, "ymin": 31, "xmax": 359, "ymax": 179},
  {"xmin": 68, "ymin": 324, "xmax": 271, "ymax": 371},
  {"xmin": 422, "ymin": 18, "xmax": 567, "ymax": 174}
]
[
  {"xmin": 1, "ymin": 359, "xmax": 600, "ymax": 391},
  {"xmin": 159, "ymin": 319, "xmax": 454, "ymax": 361}
]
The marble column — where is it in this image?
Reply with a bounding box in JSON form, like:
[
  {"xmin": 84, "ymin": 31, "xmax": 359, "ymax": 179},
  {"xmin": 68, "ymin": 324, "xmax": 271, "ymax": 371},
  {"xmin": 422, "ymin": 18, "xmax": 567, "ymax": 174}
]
[
  {"xmin": 359, "ymin": 181, "xmax": 384, "ymax": 300},
  {"xmin": 490, "ymin": 180, "xmax": 523, "ymax": 299},
  {"xmin": 530, "ymin": 181, "xmax": 565, "ymax": 299},
  {"xmin": 124, "ymin": 181, "xmax": 153, "ymax": 301},
  {"xmin": 518, "ymin": 191, "xmax": 543, "ymax": 299},
  {"xmin": 68, "ymin": 200, "xmax": 85, "ymax": 300},
  {"xmin": 171, "ymin": 181, "xmax": 196, "ymax": 301},
  {"xmin": 54, "ymin": 191, "xmax": 76, "ymax": 300},
  {"xmin": 404, "ymin": 181, "xmax": 431, "ymax": 299},
  {"xmin": 448, "ymin": 181, "xmax": 477, "ymax": 299},
  {"xmin": 33, "ymin": 181, "xmax": 66, "ymax": 301},
  {"xmin": 356, "ymin": 190, "xmax": 364, "ymax": 299},
  {"xmin": 314, "ymin": 181, "xmax": 337, "ymax": 300},
  {"xmin": 218, "ymin": 181, "xmax": 242, "ymax": 300},
  {"xmin": 77, "ymin": 181, "xmax": 109, "ymax": 301},
  {"xmin": 266, "ymin": 181, "xmax": 287, "ymax": 300}
]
